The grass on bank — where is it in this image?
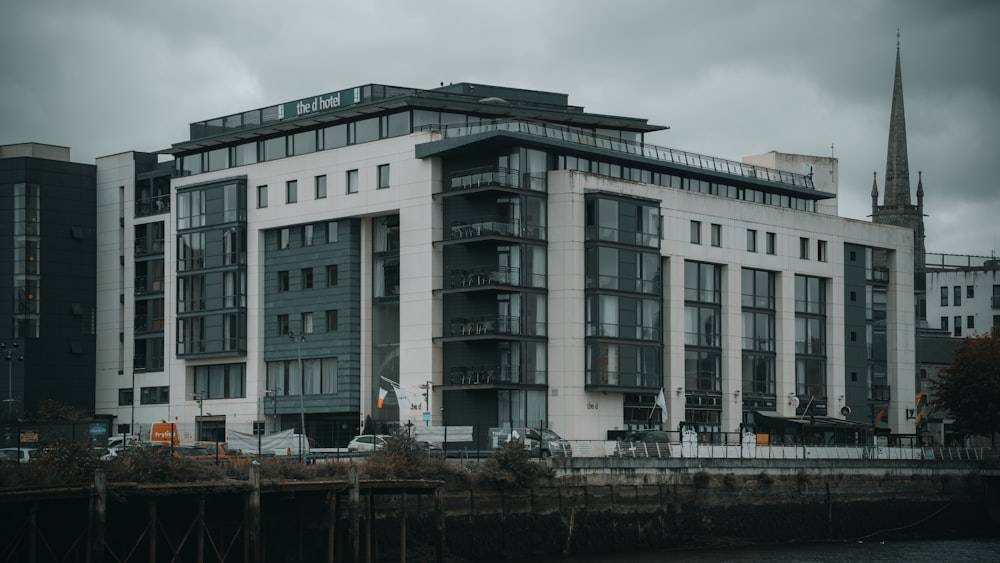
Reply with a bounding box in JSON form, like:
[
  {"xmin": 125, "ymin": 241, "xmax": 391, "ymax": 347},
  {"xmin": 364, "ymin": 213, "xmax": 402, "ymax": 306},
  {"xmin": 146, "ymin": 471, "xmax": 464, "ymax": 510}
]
[{"xmin": 0, "ymin": 433, "xmax": 554, "ymax": 490}]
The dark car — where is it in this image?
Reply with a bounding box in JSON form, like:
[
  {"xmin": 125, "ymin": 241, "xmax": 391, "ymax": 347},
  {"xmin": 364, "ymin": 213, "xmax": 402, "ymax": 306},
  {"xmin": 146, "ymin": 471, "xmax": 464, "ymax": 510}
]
[
  {"xmin": 616, "ymin": 430, "xmax": 672, "ymax": 458},
  {"xmin": 516, "ymin": 428, "xmax": 572, "ymax": 458}
]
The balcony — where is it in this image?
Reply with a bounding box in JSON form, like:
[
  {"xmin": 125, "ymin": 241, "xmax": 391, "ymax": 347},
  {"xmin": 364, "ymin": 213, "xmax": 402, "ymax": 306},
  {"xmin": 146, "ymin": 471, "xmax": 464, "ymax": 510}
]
[
  {"xmin": 423, "ymin": 119, "xmax": 816, "ymax": 192},
  {"xmin": 135, "ymin": 194, "xmax": 171, "ymax": 218},
  {"xmin": 447, "ymin": 364, "xmax": 545, "ymax": 385},
  {"xmin": 447, "ymin": 166, "xmax": 546, "ymax": 193},
  {"xmin": 448, "ymin": 216, "xmax": 545, "ymax": 241},
  {"xmin": 448, "ymin": 315, "xmax": 544, "ymax": 337},
  {"xmin": 870, "ymin": 384, "xmax": 892, "ymax": 402}
]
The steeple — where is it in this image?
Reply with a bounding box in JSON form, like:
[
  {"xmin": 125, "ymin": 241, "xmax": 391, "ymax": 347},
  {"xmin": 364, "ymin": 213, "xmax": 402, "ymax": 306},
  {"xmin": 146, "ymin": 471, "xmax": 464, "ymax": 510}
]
[
  {"xmin": 883, "ymin": 30, "xmax": 911, "ymax": 208},
  {"xmin": 916, "ymin": 170, "xmax": 924, "ymax": 210},
  {"xmin": 871, "ymin": 172, "xmax": 879, "ymax": 215},
  {"xmin": 871, "ymin": 31, "xmax": 927, "ymax": 297}
]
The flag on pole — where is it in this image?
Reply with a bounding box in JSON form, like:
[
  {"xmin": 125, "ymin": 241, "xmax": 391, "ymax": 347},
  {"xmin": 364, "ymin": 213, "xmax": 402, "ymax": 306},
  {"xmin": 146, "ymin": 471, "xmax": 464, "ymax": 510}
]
[
  {"xmin": 377, "ymin": 387, "xmax": 388, "ymax": 409},
  {"xmin": 653, "ymin": 388, "xmax": 668, "ymax": 424}
]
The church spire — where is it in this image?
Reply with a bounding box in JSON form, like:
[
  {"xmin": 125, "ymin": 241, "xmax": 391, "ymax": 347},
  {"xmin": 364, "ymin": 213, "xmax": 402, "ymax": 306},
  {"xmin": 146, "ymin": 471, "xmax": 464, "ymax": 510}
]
[
  {"xmin": 916, "ymin": 170, "xmax": 924, "ymax": 210},
  {"xmin": 871, "ymin": 171, "xmax": 879, "ymax": 214},
  {"xmin": 884, "ymin": 29, "xmax": 911, "ymax": 207}
]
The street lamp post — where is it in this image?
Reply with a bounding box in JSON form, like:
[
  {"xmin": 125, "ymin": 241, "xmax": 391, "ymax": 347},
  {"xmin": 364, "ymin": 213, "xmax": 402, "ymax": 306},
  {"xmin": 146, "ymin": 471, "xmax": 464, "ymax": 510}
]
[
  {"xmin": 288, "ymin": 330, "xmax": 306, "ymax": 464},
  {"xmin": 1, "ymin": 341, "xmax": 24, "ymax": 418},
  {"xmin": 192, "ymin": 390, "xmax": 205, "ymax": 441}
]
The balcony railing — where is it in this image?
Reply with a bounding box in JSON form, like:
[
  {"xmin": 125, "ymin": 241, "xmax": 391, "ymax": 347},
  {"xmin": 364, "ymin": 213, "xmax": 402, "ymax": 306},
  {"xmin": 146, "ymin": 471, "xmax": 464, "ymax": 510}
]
[
  {"xmin": 135, "ymin": 194, "xmax": 171, "ymax": 218},
  {"xmin": 449, "ymin": 266, "xmax": 517, "ymax": 288},
  {"xmin": 871, "ymin": 384, "xmax": 892, "ymax": 402},
  {"xmin": 424, "ymin": 119, "xmax": 816, "ymax": 192},
  {"xmin": 447, "ymin": 216, "xmax": 545, "ymax": 241},
  {"xmin": 447, "ymin": 364, "xmax": 545, "ymax": 385},
  {"xmin": 447, "ymin": 166, "xmax": 546, "ymax": 193},
  {"xmin": 448, "ymin": 315, "xmax": 545, "ymax": 337}
]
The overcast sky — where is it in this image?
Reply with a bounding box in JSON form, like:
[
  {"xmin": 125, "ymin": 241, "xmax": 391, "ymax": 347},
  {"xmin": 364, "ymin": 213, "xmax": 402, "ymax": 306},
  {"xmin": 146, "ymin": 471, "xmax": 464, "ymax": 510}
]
[{"xmin": 2, "ymin": 0, "xmax": 997, "ymax": 256}]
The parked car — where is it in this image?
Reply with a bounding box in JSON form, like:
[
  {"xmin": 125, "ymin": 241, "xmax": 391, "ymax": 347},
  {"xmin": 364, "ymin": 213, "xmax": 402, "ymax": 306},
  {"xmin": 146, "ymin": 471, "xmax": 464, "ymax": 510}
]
[
  {"xmin": 347, "ymin": 434, "xmax": 390, "ymax": 453},
  {"xmin": 517, "ymin": 428, "xmax": 572, "ymax": 458},
  {"xmin": 0, "ymin": 447, "xmax": 38, "ymax": 464},
  {"xmin": 615, "ymin": 430, "xmax": 672, "ymax": 457}
]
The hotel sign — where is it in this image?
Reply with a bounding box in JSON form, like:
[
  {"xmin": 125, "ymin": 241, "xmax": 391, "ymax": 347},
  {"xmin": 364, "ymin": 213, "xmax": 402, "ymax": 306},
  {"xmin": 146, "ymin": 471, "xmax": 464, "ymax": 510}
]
[{"xmin": 279, "ymin": 86, "xmax": 362, "ymax": 119}]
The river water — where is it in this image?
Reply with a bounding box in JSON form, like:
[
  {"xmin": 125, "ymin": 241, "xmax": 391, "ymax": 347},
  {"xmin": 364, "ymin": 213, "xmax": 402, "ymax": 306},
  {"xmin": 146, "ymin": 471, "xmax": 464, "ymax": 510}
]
[{"xmin": 494, "ymin": 538, "xmax": 1000, "ymax": 562}]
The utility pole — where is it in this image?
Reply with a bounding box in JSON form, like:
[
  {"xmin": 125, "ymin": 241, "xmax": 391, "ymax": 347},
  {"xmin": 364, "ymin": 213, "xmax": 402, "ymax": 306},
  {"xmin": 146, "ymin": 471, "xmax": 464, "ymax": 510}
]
[
  {"xmin": 2, "ymin": 341, "xmax": 23, "ymax": 418},
  {"xmin": 289, "ymin": 330, "xmax": 306, "ymax": 464}
]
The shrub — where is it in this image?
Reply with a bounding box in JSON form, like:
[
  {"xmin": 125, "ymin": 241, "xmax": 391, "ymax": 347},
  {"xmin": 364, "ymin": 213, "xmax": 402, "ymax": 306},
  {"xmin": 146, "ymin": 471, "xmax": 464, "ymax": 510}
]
[
  {"xmin": 362, "ymin": 432, "xmax": 466, "ymax": 483},
  {"xmin": 757, "ymin": 471, "xmax": 774, "ymax": 487},
  {"xmin": 475, "ymin": 439, "xmax": 554, "ymax": 488},
  {"xmin": 693, "ymin": 470, "xmax": 711, "ymax": 489}
]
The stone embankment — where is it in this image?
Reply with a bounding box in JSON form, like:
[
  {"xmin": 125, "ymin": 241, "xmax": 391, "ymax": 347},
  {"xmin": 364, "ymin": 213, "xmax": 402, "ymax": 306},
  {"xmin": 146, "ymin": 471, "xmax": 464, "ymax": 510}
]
[{"xmin": 1, "ymin": 458, "xmax": 997, "ymax": 562}]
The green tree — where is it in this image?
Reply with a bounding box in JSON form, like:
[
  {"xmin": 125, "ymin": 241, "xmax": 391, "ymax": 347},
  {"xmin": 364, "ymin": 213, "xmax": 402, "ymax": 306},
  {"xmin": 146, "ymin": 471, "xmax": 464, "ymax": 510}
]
[{"xmin": 932, "ymin": 331, "xmax": 1000, "ymax": 443}]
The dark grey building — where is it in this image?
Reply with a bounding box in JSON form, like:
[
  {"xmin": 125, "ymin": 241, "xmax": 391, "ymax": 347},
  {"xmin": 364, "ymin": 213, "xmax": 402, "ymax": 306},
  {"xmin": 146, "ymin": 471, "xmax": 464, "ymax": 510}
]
[{"xmin": 0, "ymin": 143, "xmax": 96, "ymax": 421}]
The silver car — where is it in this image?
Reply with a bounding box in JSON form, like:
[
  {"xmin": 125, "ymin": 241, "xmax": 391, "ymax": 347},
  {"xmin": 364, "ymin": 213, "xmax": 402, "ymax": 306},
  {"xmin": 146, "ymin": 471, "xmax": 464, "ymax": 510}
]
[
  {"xmin": 520, "ymin": 428, "xmax": 572, "ymax": 458},
  {"xmin": 347, "ymin": 434, "xmax": 390, "ymax": 452}
]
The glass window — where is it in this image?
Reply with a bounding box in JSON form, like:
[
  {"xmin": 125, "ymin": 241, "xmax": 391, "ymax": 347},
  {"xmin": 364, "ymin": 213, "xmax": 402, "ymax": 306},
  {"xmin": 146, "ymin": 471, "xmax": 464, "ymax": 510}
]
[
  {"xmin": 968, "ymin": 315, "xmax": 975, "ymax": 329},
  {"xmin": 302, "ymin": 312, "xmax": 314, "ymax": 334},
  {"xmin": 711, "ymin": 224, "xmax": 721, "ymax": 247},
  {"xmin": 386, "ymin": 112, "xmax": 410, "ymax": 137},
  {"xmin": 303, "ymin": 224, "xmax": 314, "ymax": 246},
  {"xmin": 302, "ymin": 267, "xmax": 313, "ymax": 289},
  {"xmin": 817, "ymin": 240, "xmax": 827, "ymax": 262},
  {"xmin": 747, "ymin": 229, "xmax": 757, "ymax": 252},
  {"xmin": 206, "ymin": 147, "xmax": 229, "ymax": 172},
  {"xmin": 278, "ymin": 271, "xmax": 289, "ymax": 292},
  {"xmin": 277, "ymin": 314, "xmax": 289, "ymax": 336},
  {"xmin": 280, "ymin": 228, "xmax": 290, "ymax": 249},
  {"xmin": 967, "ymin": 285, "xmax": 975, "ymax": 299},
  {"xmin": 954, "ymin": 286, "xmax": 962, "ymax": 307},
  {"xmin": 180, "ymin": 153, "xmax": 203, "ymax": 176},
  {"xmin": 954, "ymin": 316, "xmax": 962, "ymax": 337},
  {"xmin": 354, "ymin": 117, "xmax": 379, "ymax": 143},
  {"xmin": 257, "ymin": 185, "xmax": 268, "ymax": 208},
  {"xmin": 291, "ymin": 130, "xmax": 316, "ymax": 155},
  {"xmin": 377, "ymin": 164, "xmax": 390, "ymax": 189},
  {"xmin": 940, "ymin": 316, "xmax": 948, "ymax": 331},
  {"xmin": 326, "ymin": 309, "xmax": 338, "ymax": 332},
  {"xmin": 327, "ymin": 221, "xmax": 338, "ymax": 243},
  {"xmin": 346, "ymin": 169, "xmax": 358, "ymax": 194},
  {"xmin": 413, "ymin": 110, "xmax": 439, "ymax": 128},
  {"xmin": 327, "ymin": 264, "xmax": 338, "ymax": 286},
  {"xmin": 263, "ymin": 136, "xmax": 286, "ymax": 161},
  {"xmin": 234, "ymin": 142, "xmax": 257, "ymax": 166},
  {"xmin": 800, "ymin": 237, "xmax": 810, "ymax": 259},
  {"xmin": 323, "ymin": 123, "xmax": 346, "ymax": 149},
  {"xmin": 315, "ymin": 175, "xmax": 327, "ymax": 199},
  {"xmin": 286, "ymin": 180, "xmax": 297, "ymax": 204},
  {"xmin": 690, "ymin": 221, "xmax": 701, "ymax": 244},
  {"xmin": 940, "ymin": 286, "xmax": 948, "ymax": 306},
  {"xmin": 766, "ymin": 232, "xmax": 776, "ymax": 255}
]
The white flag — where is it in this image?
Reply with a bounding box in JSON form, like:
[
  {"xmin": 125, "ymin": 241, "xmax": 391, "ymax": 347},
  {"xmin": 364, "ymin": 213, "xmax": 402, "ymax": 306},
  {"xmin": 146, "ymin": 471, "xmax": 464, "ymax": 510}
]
[{"xmin": 654, "ymin": 388, "xmax": 668, "ymax": 424}]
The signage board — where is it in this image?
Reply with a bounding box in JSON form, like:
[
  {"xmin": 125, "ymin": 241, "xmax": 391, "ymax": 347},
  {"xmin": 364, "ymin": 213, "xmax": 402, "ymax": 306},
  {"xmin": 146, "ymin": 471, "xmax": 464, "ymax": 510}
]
[
  {"xmin": 280, "ymin": 86, "xmax": 363, "ymax": 119},
  {"xmin": 414, "ymin": 426, "xmax": 474, "ymax": 443}
]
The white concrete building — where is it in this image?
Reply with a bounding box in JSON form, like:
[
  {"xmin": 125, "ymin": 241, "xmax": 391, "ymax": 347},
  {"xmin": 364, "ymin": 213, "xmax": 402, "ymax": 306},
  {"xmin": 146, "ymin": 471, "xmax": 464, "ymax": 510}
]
[{"xmin": 94, "ymin": 82, "xmax": 917, "ymax": 449}]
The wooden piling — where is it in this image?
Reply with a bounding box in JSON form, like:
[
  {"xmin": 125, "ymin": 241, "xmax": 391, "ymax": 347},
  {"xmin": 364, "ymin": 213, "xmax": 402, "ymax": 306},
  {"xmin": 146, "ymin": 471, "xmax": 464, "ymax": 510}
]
[
  {"xmin": 89, "ymin": 469, "xmax": 107, "ymax": 563},
  {"xmin": 400, "ymin": 492, "xmax": 407, "ymax": 563},
  {"xmin": 349, "ymin": 465, "xmax": 360, "ymax": 563},
  {"xmin": 248, "ymin": 466, "xmax": 261, "ymax": 563}
]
